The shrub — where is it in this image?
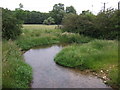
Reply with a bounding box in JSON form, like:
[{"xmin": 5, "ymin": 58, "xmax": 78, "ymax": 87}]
[
  {"xmin": 62, "ymin": 9, "xmax": 119, "ymax": 40},
  {"xmin": 43, "ymin": 17, "xmax": 55, "ymax": 25},
  {"xmin": 2, "ymin": 8, "xmax": 22, "ymax": 40}
]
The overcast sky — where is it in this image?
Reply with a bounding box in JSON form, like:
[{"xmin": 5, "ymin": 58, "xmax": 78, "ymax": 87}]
[{"xmin": 0, "ymin": 0, "xmax": 119, "ymax": 14}]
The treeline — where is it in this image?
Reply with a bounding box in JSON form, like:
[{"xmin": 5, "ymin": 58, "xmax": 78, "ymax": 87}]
[
  {"xmin": 62, "ymin": 9, "xmax": 120, "ymax": 40},
  {"xmin": 12, "ymin": 3, "xmax": 76, "ymax": 24},
  {"xmin": 14, "ymin": 10, "xmax": 50, "ymax": 24},
  {"xmin": 2, "ymin": 3, "xmax": 77, "ymax": 40},
  {"xmin": 2, "ymin": 3, "xmax": 120, "ymax": 40}
]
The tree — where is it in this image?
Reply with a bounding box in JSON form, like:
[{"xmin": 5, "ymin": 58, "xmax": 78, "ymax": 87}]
[
  {"xmin": 2, "ymin": 8, "xmax": 22, "ymax": 40},
  {"xmin": 50, "ymin": 3, "xmax": 65, "ymax": 24},
  {"xmin": 81, "ymin": 10, "xmax": 92, "ymax": 15},
  {"xmin": 62, "ymin": 13, "xmax": 78, "ymax": 32},
  {"xmin": 19, "ymin": 3, "xmax": 23, "ymax": 9},
  {"xmin": 14, "ymin": 3, "xmax": 26, "ymax": 23},
  {"xmin": 62, "ymin": 9, "xmax": 119, "ymax": 39},
  {"xmin": 95, "ymin": 8, "xmax": 119, "ymax": 39},
  {"xmin": 23, "ymin": 11, "xmax": 50, "ymax": 24},
  {"xmin": 62, "ymin": 11, "xmax": 95, "ymax": 36},
  {"xmin": 66, "ymin": 6, "xmax": 76, "ymax": 14},
  {"xmin": 43, "ymin": 17, "xmax": 55, "ymax": 25}
]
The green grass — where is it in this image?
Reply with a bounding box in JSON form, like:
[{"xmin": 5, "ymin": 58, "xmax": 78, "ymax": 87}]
[
  {"xmin": 54, "ymin": 40, "xmax": 119, "ymax": 87},
  {"xmin": 2, "ymin": 41, "xmax": 32, "ymax": 88},
  {"xmin": 16, "ymin": 28, "xmax": 61, "ymax": 50},
  {"xmin": 16, "ymin": 25, "xmax": 93, "ymax": 50}
]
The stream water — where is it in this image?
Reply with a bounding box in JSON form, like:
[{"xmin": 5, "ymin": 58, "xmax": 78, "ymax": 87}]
[{"xmin": 23, "ymin": 45, "xmax": 111, "ymax": 88}]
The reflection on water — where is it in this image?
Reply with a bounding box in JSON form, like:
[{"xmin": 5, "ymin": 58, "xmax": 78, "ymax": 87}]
[{"xmin": 24, "ymin": 45, "xmax": 111, "ymax": 88}]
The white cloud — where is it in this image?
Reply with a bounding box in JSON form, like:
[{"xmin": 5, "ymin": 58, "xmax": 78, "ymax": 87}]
[{"xmin": 0, "ymin": 0, "xmax": 119, "ymax": 14}]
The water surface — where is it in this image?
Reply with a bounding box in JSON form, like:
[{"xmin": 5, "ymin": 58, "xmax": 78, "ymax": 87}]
[{"xmin": 24, "ymin": 45, "xmax": 111, "ymax": 88}]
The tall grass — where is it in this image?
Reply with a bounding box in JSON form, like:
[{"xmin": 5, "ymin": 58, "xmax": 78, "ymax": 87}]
[
  {"xmin": 54, "ymin": 40, "xmax": 119, "ymax": 87},
  {"xmin": 16, "ymin": 25, "xmax": 93, "ymax": 50},
  {"xmin": 2, "ymin": 41, "xmax": 32, "ymax": 88},
  {"xmin": 16, "ymin": 29, "xmax": 61, "ymax": 50}
]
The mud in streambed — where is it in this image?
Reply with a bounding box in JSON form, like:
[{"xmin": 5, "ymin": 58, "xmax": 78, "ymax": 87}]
[{"xmin": 23, "ymin": 45, "xmax": 111, "ymax": 88}]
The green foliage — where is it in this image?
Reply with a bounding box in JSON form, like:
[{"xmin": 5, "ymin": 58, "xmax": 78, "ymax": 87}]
[
  {"xmin": 23, "ymin": 11, "xmax": 50, "ymax": 24},
  {"xmin": 2, "ymin": 8, "xmax": 22, "ymax": 40},
  {"xmin": 62, "ymin": 9, "xmax": 119, "ymax": 39},
  {"xmin": 62, "ymin": 11, "xmax": 95, "ymax": 35},
  {"xmin": 66, "ymin": 6, "xmax": 76, "ymax": 14},
  {"xmin": 95, "ymin": 9, "xmax": 119, "ymax": 39},
  {"xmin": 7, "ymin": 3, "xmax": 77, "ymax": 25},
  {"xmin": 43, "ymin": 17, "xmax": 55, "ymax": 25},
  {"xmin": 14, "ymin": 9, "xmax": 26, "ymax": 23},
  {"xmin": 62, "ymin": 13, "xmax": 78, "ymax": 32},
  {"xmin": 50, "ymin": 3, "xmax": 65, "ymax": 24},
  {"xmin": 2, "ymin": 41, "xmax": 32, "ymax": 88}
]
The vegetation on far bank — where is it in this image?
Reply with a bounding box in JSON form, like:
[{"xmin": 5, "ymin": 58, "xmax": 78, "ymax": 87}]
[
  {"xmin": 62, "ymin": 10, "xmax": 119, "ymax": 40},
  {"xmin": 54, "ymin": 40, "xmax": 119, "ymax": 88},
  {"xmin": 16, "ymin": 25, "xmax": 93, "ymax": 50}
]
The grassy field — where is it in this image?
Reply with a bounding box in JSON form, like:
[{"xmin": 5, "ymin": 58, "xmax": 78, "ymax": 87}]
[
  {"xmin": 54, "ymin": 40, "xmax": 119, "ymax": 88},
  {"xmin": 23, "ymin": 24, "xmax": 57, "ymax": 30}
]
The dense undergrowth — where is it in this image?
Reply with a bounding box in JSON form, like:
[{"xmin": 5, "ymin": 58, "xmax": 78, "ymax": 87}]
[
  {"xmin": 2, "ymin": 41, "xmax": 32, "ymax": 88},
  {"xmin": 54, "ymin": 40, "xmax": 119, "ymax": 88}
]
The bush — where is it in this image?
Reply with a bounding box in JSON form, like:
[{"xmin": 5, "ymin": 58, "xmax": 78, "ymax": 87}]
[
  {"xmin": 95, "ymin": 9, "xmax": 119, "ymax": 39},
  {"xmin": 62, "ymin": 9, "xmax": 119, "ymax": 40},
  {"xmin": 43, "ymin": 17, "xmax": 55, "ymax": 25},
  {"xmin": 2, "ymin": 8, "xmax": 22, "ymax": 40}
]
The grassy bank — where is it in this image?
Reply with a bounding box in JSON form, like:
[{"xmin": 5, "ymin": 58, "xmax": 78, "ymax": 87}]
[
  {"xmin": 54, "ymin": 40, "xmax": 119, "ymax": 88},
  {"xmin": 16, "ymin": 25, "xmax": 92, "ymax": 50},
  {"xmin": 2, "ymin": 41, "xmax": 32, "ymax": 88}
]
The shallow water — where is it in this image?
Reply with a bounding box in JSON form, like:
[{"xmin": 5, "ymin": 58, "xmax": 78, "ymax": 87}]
[{"xmin": 24, "ymin": 45, "xmax": 111, "ymax": 88}]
